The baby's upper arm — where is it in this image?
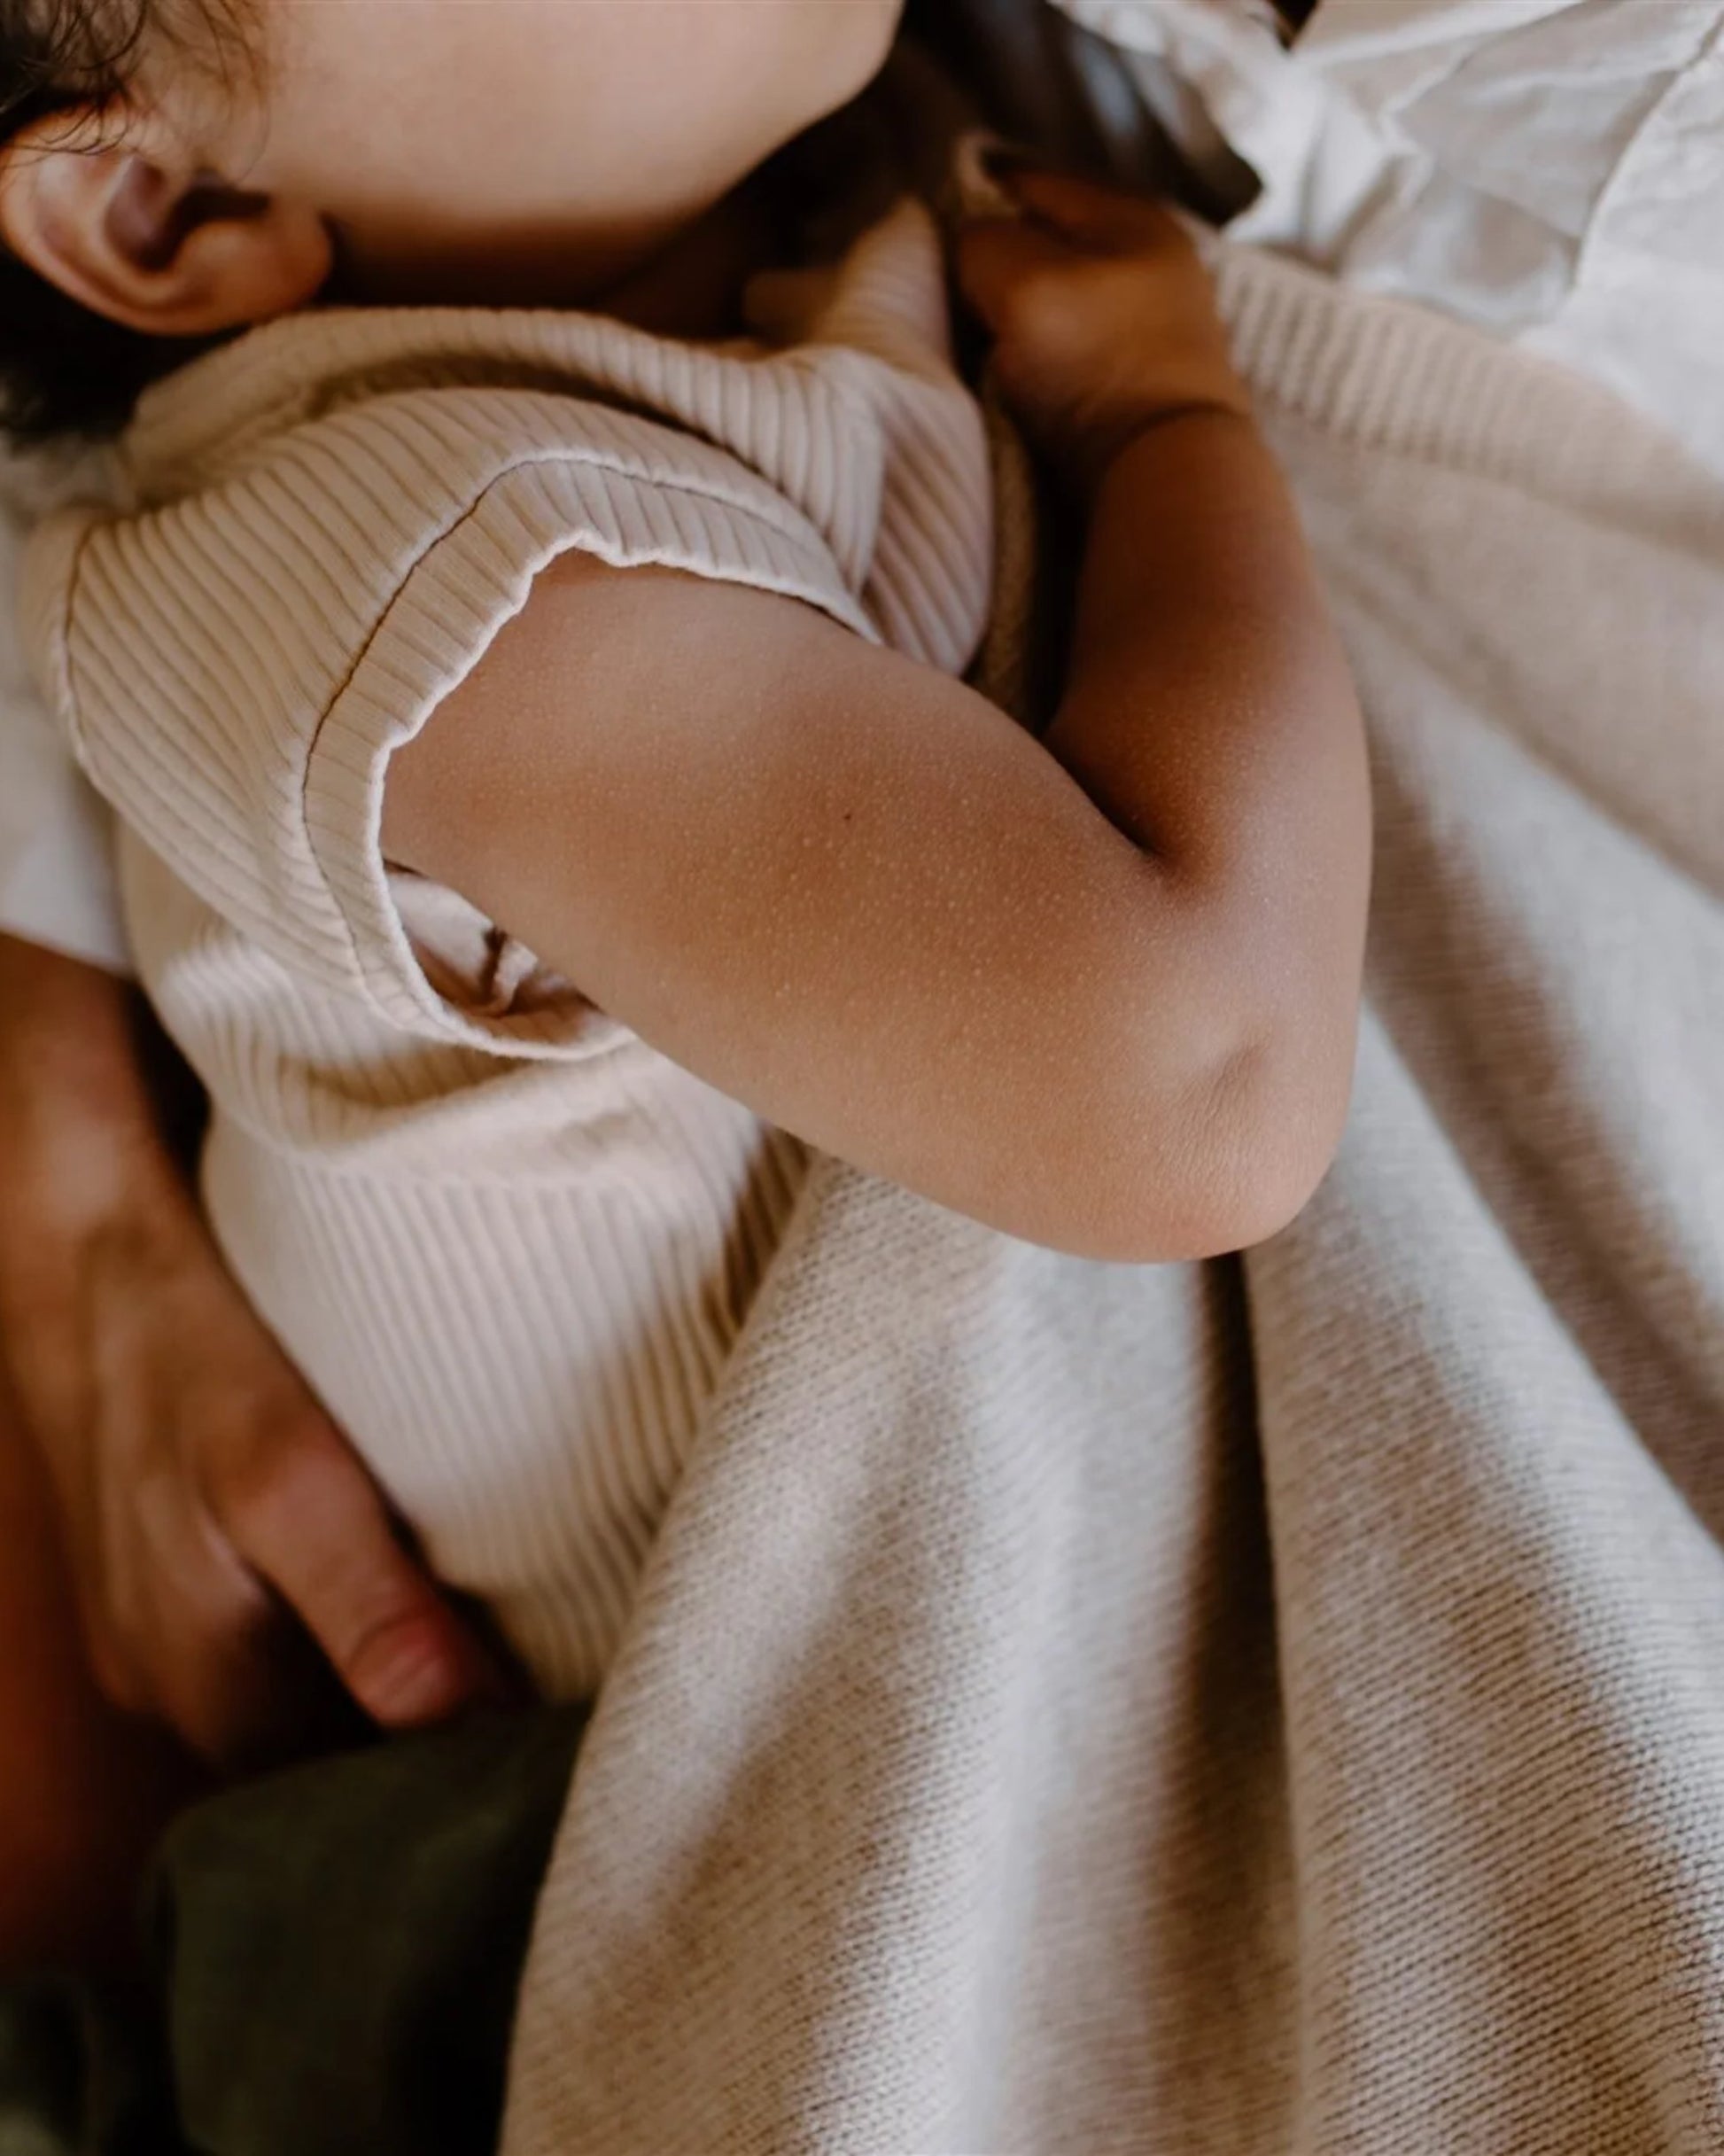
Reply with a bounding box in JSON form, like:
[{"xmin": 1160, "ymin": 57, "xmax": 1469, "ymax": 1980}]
[
  {"xmin": 24, "ymin": 384, "xmax": 895, "ymax": 1047},
  {"xmin": 382, "ymin": 551, "xmax": 1308, "ymax": 1261}
]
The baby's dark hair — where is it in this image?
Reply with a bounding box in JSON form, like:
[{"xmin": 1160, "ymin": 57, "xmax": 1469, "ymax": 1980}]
[{"xmin": 0, "ymin": 0, "xmax": 231, "ymax": 438}]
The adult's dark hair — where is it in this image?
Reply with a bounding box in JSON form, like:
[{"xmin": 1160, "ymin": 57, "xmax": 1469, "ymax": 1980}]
[{"xmin": 0, "ymin": 0, "xmax": 218, "ymax": 439}]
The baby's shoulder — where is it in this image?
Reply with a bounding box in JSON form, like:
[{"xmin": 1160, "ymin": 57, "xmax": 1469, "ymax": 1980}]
[{"xmin": 101, "ymin": 202, "xmax": 989, "ymax": 679}]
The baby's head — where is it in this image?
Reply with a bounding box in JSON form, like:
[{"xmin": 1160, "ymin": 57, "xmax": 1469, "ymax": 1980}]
[{"xmin": 0, "ymin": 0, "xmax": 901, "ymax": 433}]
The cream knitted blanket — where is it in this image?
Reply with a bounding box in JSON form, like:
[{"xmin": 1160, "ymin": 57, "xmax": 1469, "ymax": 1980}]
[{"xmin": 499, "ymin": 240, "xmax": 1724, "ymax": 2155}]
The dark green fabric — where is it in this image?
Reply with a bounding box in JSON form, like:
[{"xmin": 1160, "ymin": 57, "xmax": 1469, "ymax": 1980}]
[
  {"xmin": 0, "ymin": 1706, "xmax": 586, "ymax": 2156},
  {"xmin": 0, "ymin": 1974, "xmax": 172, "ymax": 2155}
]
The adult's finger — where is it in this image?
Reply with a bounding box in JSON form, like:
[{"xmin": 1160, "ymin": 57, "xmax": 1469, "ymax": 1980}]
[
  {"xmin": 222, "ymin": 1414, "xmax": 504, "ymax": 1728},
  {"xmin": 27, "ymin": 1428, "xmax": 156, "ymax": 1721},
  {"xmin": 106, "ymin": 1457, "xmax": 301, "ymax": 1763}
]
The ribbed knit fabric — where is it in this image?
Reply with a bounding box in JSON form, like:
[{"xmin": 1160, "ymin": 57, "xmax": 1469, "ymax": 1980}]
[{"xmin": 23, "ymin": 197, "xmax": 992, "ymax": 1698}]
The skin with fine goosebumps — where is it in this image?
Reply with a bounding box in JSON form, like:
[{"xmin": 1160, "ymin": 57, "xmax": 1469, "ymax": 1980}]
[{"xmin": 388, "ymin": 174, "xmax": 1370, "ymax": 1260}]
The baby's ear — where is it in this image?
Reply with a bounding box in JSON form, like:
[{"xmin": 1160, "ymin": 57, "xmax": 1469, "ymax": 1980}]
[{"xmin": 0, "ymin": 107, "xmax": 330, "ymax": 337}]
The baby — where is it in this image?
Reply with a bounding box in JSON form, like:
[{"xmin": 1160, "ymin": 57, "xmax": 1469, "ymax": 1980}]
[{"xmin": 0, "ymin": 0, "xmax": 1369, "ymax": 1706}]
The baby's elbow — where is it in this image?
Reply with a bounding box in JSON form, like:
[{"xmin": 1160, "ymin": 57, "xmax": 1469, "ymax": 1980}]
[
  {"xmin": 1185, "ymin": 1036, "xmax": 1353, "ymax": 1256},
  {"xmin": 1068, "ymin": 1024, "xmax": 1355, "ymax": 1265},
  {"xmin": 1185, "ymin": 1005, "xmax": 1360, "ymax": 1254}
]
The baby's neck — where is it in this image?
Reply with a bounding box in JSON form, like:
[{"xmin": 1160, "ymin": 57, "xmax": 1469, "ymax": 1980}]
[
  {"xmin": 330, "ymin": 180, "xmax": 780, "ymax": 339},
  {"xmin": 589, "ymin": 181, "xmax": 784, "ymax": 339}
]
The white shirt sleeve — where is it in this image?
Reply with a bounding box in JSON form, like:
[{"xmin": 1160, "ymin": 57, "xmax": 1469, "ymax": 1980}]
[{"xmin": 0, "ymin": 495, "xmax": 128, "ymax": 972}]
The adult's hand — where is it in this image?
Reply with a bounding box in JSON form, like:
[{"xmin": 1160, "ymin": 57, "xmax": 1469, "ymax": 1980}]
[{"xmin": 0, "ymin": 934, "xmax": 502, "ymax": 1765}]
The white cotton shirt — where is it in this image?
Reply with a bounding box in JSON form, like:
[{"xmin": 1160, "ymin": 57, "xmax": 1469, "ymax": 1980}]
[{"xmin": 0, "ymin": 450, "xmax": 128, "ymax": 967}]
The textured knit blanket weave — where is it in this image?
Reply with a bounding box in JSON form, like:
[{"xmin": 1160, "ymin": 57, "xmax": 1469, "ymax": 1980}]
[{"xmin": 499, "ymin": 235, "xmax": 1724, "ymax": 2156}]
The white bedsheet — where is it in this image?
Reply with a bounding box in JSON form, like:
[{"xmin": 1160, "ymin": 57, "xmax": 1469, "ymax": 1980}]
[
  {"xmin": 1060, "ymin": 0, "xmax": 1724, "ymax": 471},
  {"xmin": 1250, "ymin": 0, "xmax": 1724, "ymax": 476}
]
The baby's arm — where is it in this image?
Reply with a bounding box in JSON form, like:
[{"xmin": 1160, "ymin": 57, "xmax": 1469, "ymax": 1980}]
[{"xmin": 385, "ymin": 169, "xmax": 1369, "ymax": 1264}]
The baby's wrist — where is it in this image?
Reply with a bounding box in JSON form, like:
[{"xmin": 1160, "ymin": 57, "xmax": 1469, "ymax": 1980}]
[{"xmin": 1076, "ymin": 369, "xmax": 1254, "ymax": 498}]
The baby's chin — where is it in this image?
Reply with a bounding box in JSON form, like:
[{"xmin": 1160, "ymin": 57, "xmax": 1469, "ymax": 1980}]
[{"xmin": 808, "ymin": 0, "xmax": 906, "ymax": 122}]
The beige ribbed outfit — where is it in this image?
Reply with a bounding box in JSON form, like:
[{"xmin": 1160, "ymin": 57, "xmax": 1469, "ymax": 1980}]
[{"xmin": 24, "ymin": 198, "xmax": 992, "ymax": 1699}]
